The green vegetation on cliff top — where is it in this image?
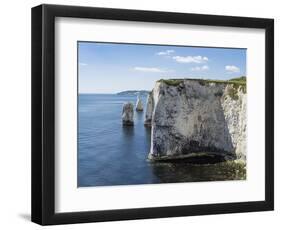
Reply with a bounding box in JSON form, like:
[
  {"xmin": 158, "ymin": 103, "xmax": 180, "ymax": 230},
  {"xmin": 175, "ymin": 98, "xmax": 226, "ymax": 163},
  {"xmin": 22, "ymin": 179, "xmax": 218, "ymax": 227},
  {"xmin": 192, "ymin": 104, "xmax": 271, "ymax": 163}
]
[{"xmin": 157, "ymin": 76, "xmax": 246, "ymax": 86}]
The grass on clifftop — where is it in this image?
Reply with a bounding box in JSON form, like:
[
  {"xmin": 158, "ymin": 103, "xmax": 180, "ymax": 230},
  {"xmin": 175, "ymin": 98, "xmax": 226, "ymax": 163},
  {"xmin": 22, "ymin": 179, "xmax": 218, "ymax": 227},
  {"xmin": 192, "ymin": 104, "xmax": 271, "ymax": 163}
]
[
  {"xmin": 228, "ymin": 76, "xmax": 246, "ymax": 85},
  {"xmin": 157, "ymin": 79, "xmax": 183, "ymax": 86},
  {"xmin": 157, "ymin": 76, "xmax": 246, "ymax": 87}
]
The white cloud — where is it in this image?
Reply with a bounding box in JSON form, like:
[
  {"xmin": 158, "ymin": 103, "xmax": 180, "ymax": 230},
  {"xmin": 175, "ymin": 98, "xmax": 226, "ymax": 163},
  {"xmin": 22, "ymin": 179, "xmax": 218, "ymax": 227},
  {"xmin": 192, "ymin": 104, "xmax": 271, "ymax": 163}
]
[
  {"xmin": 225, "ymin": 65, "xmax": 240, "ymax": 73},
  {"xmin": 133, "ymin": 67, "xmax": 167, "ymax": 73},
  {"xmin": 191, "ymin": 65, "xmax": 209, "ymax": 71},
  {"xmin": 156, "ymin": 50, "xmax": 175, "ymax": 56},
  {"xmin": 79, "ymin": 62, "xmax": 88, "ymax": 66},
  {"xmin": 202, "ymin": 65, "xmax": 209, "ymax": 70},
  {"xmin": 173, "ymin": 55, "xmax": 208, "ymax": 64}
]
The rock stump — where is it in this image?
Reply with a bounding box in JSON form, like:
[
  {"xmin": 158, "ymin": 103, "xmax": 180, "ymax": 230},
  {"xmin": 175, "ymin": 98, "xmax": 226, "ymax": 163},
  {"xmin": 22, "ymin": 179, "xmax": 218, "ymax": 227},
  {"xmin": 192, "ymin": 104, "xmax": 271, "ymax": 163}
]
[{"xmin": 122, "ymin": 102, "xmax": 134, "ymax": 126}]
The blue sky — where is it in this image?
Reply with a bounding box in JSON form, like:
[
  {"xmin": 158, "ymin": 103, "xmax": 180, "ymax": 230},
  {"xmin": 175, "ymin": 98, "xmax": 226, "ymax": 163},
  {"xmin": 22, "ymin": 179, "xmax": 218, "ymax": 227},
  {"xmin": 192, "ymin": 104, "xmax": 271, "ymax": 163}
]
[{"xmin": 78, "ymin": 42, "xmax": 246, "ymax": 94}]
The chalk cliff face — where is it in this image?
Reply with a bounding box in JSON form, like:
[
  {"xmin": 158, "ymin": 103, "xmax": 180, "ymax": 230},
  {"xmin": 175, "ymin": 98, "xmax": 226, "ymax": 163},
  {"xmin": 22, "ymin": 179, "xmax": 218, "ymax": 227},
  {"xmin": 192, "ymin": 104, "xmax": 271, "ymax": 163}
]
[{"xmin": 145, "ymin": 79, "xmax": 246, "ymax": 161}]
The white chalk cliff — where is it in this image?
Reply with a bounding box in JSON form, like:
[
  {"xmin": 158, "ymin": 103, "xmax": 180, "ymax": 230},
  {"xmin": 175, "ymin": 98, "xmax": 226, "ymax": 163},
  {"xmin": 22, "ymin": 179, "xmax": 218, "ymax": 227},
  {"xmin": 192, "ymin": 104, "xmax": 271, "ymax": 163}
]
[{"xmin": 145, "ymin": 79, "xmax": 246, "ymax": 161}]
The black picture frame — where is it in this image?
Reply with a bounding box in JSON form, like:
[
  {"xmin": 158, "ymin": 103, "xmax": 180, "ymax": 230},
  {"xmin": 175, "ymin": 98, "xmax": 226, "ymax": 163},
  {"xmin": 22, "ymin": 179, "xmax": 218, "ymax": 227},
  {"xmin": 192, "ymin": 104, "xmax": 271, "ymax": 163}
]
[{"xmin": 31, "ymin": 4, "xmax": 274, "ymax": 225}]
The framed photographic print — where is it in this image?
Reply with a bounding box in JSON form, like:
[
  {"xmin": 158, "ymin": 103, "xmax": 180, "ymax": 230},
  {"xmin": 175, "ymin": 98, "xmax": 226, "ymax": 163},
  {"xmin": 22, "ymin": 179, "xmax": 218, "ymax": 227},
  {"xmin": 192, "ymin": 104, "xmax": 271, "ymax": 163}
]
[{"xmin": 31, "ymin": 4, "xmax": 274, "ymax": 225}]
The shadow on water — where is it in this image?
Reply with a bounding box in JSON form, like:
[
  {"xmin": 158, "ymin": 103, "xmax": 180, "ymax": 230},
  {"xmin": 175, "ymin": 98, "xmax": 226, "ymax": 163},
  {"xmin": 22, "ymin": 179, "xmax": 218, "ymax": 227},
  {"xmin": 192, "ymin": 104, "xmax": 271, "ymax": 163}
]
[
  {"xmin": 150, "ymin": 160, "xmax": 246, "ymax": 183},
  {"xmin": 122, "ymin": 125, "xmax": 135, "ymax": 138}
]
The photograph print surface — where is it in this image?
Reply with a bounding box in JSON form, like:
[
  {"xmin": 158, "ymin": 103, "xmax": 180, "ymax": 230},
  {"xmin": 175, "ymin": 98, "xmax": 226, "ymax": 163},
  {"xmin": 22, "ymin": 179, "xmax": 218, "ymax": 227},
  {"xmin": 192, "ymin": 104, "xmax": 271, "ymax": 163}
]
[{"xmin": 78, "ymin": 42, "xmax": 247, "ymax": 187}]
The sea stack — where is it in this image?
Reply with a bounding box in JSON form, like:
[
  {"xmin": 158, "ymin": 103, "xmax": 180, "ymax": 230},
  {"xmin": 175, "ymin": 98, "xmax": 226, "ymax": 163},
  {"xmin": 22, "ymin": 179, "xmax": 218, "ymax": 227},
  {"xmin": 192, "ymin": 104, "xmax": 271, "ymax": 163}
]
[
  {"xmin": 122, "ymin": 102, "xmax": 134, "ymax": 126},
  {"xmin": 144, "ymin": 91, "xmax": 154, "ymax": 126},
  {"xmin": 136, "ymin": 95, "xmax": 143, "ymax": 111}
]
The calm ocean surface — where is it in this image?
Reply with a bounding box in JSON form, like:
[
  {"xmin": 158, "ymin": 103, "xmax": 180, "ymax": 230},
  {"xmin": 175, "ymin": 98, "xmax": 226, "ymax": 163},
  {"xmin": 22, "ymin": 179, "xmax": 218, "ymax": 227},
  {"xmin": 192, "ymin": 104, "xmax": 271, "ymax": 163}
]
[{"xmin": 78, "ymin": 94, "xmax": 245, "ymax": 187}]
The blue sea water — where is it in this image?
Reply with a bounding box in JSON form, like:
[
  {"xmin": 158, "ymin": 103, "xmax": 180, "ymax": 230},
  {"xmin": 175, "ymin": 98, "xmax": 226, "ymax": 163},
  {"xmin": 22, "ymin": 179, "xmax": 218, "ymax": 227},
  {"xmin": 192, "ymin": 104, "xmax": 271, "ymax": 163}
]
[
  {"xmin": 78, "ymin": 94, "xmax": 245, "ymax": 187},
  {"xmin": 78, "ymin": 94, "xmax": 155, "ymax": 187}
]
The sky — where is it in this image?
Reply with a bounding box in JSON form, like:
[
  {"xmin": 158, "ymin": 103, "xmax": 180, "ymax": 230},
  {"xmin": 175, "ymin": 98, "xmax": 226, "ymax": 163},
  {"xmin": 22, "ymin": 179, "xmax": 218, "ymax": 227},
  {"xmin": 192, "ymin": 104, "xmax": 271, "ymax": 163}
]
[{"xmin": 78, "ymin": 42, "xmax": 246, "ymax": 94}]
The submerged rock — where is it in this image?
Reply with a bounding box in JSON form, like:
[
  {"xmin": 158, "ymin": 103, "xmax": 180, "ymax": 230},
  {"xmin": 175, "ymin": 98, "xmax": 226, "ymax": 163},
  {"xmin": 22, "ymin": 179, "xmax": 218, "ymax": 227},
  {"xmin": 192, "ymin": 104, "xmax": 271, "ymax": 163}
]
[
  {"xmin": 148, "ymin": 79, "xmax": 247, "ymax": 162},
  {"xmin": 122, "ymin": 102, "xmax": 134, "ymax": 126},
  {"xmin": 144, "ymin": 92, "xmax": 154, "ymax": 126},
  {"xmin": 136, "ymin": 96, "xmax": 143, "ymax": 111}
]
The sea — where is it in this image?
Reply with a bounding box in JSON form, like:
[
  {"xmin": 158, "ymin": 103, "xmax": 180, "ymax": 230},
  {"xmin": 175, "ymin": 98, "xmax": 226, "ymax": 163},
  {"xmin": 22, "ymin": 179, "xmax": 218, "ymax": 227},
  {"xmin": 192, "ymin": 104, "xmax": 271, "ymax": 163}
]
[{"xmin": 78, "ymin": 94, "xmax": 245, "ymax": 187}]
